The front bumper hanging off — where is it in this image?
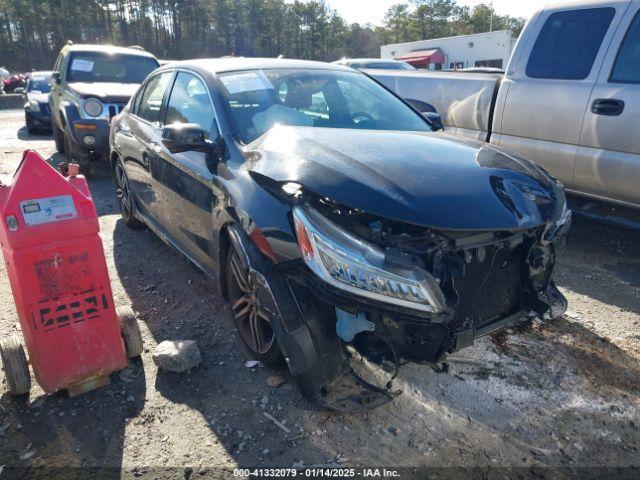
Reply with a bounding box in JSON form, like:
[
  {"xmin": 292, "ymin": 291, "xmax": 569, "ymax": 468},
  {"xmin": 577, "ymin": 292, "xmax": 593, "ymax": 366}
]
[{"xmin": 292, "ymin": 254, "xmax": 567, "ymax": 361}]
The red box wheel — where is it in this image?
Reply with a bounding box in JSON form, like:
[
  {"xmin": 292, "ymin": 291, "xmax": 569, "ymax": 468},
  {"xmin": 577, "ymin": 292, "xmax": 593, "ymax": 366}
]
[
  {"xmin": 0, "ymin": 336, "xmax": 31, "ymax": 396},
  {"xmin": 117, "ymin": 306, "xmax": 143, "ymax": 358}
]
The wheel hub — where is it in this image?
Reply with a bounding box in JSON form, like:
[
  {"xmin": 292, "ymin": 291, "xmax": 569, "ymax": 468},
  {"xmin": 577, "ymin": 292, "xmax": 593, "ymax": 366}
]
[{"xmin": 228, "ymin": 251, "xmax": 276, "ymax": 355}]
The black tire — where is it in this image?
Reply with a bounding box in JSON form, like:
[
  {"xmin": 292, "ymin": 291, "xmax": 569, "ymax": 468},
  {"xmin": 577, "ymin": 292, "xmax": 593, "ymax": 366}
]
[
  {"xmin": 53, "ymin": 120, "xmax": 65, "ymax": 153},
  {"xmin": 226, "ymin": 247, "xmax": 283, "ymax": 366},
  {"xmin": 117, "ymin": 306, "xmax": 144, "ymax": 358},
  {"xmin": 114, "ymin": 158, "xmax": 145, "ymax": 229},
  {"xmin": 25, "ymin": 116, "xmax": 36, "ymax": 135},
  {"xmin": 64, "ymin": 128, "xmax": 91, "ymax": 173},
  {"xmin": 0, "ymin": 336, "xmax": 31, "ymax": 396}
]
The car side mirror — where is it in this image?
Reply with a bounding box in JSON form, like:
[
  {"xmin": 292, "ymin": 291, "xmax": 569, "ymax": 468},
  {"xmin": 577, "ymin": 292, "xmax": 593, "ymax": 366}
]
[
  {"xmin": 14, "ymin": 87, "xmax": 24, "ymax": 94},
  {"xmin": 161, "ymin": 123, "xmax": 219, "ymax": 154},
  {"xmin": 52, "ymin": 72, "xmax": 61, "ymax": 85},
  {"xmin": 422, "ymin": 111, "xmax": 444, "ymax": 131}
]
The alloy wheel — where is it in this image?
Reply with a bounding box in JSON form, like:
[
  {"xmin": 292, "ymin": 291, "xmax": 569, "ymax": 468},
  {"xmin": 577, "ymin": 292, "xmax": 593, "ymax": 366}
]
[
  {"xmin": 114, "ymin": 162, "xmax": 132, "ymax": 222},
  {"xmin": 228, "ymin": 251, "xmax": 276, "ymax": 355}
]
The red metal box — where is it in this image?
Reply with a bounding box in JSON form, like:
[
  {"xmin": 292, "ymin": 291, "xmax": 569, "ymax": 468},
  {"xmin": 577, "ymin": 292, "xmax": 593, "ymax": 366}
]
[{"xmin": 0, "ymin": 151, "xmax": 127, "ymax": 394}]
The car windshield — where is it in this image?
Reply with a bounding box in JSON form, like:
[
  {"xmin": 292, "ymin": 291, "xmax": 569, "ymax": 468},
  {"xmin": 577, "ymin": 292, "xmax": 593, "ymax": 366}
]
[
  {"xmin": 360, "ymin": 62, "xmax": 415, "ymax": 70},
  {"xmin": 218, "ymin": 68, "xmax": 430, "ymax": 143},
  {"xmin": 67, "ymin": 53, "xmax": 159, "ymax": 83},
  {"xmin": 27, "ymin": 77, "xmax": 51, "ymax": 93}
]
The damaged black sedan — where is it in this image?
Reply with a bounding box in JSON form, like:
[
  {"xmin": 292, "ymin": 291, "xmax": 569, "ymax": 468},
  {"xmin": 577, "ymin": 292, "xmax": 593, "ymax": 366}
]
[{"xmin": 110, "ymin": 59, "xmax": 570, "ymax": 411}]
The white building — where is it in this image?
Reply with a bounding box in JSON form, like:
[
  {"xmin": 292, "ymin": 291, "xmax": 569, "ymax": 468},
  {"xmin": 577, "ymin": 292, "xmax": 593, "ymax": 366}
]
[{"xmin": 381, "ymin": 30, "xmax": 516, "ymax": 70}]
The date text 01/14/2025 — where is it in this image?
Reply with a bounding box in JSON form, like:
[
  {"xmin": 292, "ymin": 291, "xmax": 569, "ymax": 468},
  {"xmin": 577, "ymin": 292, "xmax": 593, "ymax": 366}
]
[{"xmin": 233, "ymin": 468, "xmax": 400, "ymax": 478}]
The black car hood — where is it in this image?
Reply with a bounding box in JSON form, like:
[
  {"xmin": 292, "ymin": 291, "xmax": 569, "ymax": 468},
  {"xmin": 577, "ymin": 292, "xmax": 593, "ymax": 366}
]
[
  {"xmin": 247, "ymin": 126, "xmax": 565, "ymax": 231},
  {"xmin": 67, "ymin": 82, "xmax": 140, "ymax": 103}
]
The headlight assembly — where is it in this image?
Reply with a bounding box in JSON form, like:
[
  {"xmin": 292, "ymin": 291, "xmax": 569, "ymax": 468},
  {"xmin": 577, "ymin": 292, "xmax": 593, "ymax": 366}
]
[
  {"xmin": 293, "ymin": 206, "xmax": 446, "ymax": 313},
  {"xmin": 26, "ymin": 100, "xmax": 39, "ymax": 111},
  {"xmin": 543, "ymin": 191, "xmax": 572, "ymax": 244},
  {"xmin": 82, "ymin": 98, "xmax": 103, "ymax": 117}
]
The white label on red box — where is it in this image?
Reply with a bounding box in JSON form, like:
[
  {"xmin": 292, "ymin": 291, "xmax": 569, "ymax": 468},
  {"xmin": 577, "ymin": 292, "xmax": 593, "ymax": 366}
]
[{"xmin": 20, "ymin": 195, "xmax": 78, "ymax": 226}]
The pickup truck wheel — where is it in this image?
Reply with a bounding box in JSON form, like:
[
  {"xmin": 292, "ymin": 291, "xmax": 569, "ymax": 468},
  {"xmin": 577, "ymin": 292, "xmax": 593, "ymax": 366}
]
[
  {"xmin": 117, "ymin": 306, "xmax": 144, "ymax": 358},
  {"xmin": 114, "ymin": 159, "xmax": 145, "ymax": 229},
  {"xmin": 64, "ymin": 128, "xmax": 91, "ymax": 173},
  {"xmin": 226, "ymin": 248, "xmax": 282, "ymax": 366},
  {"xmin": 0, "ymin": 336, "xmax": 31, "ymax": 396},
  {"xmin": 53, "ymin": 122, "xmax": 65, "ymax": 153}
]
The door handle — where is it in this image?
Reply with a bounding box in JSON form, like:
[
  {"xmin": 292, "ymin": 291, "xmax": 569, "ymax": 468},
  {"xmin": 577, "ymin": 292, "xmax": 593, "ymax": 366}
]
[{"xmin": 591, "ymin": 98, "xmax": 625, "ymax": 116}]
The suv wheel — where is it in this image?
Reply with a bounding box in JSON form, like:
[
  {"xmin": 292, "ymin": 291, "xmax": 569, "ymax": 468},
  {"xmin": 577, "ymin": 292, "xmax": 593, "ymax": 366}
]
[
  {"xmin": 25, "ymin": 115, "xmax": 36, "ymax": 135},
  {"xmin": 53, "ymin": 121, "xmax": 65, "ymax": 153},
  {"xmin": 64, "ymin": 128, "xmax": 91, "ymax": 172},
  {"xmin": 114, "ymin": 159, "xmax": 145, "ymax": 229},
  {"xmin": 226, "ymin": 247, "xmax": 282, "ymax": 366}
]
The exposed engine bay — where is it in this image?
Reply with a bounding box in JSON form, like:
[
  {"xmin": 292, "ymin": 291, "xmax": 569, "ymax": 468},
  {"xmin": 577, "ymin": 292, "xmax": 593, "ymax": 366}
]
[{"xmin": 260, "ymin": 187, "xmax": 570, "ymax": 411}]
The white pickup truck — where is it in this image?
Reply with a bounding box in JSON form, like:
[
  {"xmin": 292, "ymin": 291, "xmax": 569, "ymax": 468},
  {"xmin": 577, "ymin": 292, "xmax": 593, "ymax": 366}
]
[{"xmin": 372, "ymin": 0, "xmax": 640, "ymax": 212}]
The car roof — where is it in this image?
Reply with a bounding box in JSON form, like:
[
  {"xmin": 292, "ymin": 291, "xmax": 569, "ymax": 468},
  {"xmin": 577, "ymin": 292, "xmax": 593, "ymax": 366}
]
[
  {"xmin": 157, "ymin": 57, "xmax": 354, "ymax": 75},
  {"xmin": 336, "ymin": 58, "xmax": 406, "ymax": 64},
  {"xmin": 29, "ymin": 71, "xmax": 56, "ymax": 77},
  {"xmin": 63, "ymin": 44, "xmax": 157, "ymax": 59}
]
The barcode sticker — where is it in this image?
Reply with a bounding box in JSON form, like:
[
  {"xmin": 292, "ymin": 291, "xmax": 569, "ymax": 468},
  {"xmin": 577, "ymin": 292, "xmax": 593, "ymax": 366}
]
[{"xmin": 220, "ymin": 71, "xmax": 273, "ymax": 94}]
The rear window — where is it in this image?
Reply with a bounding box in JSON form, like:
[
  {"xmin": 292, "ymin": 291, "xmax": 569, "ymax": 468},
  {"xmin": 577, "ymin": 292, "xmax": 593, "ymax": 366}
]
[
  {"xmin": 526, "ymin": 8, "xmax": 615, "ymax": 80},
  {"xmin": 361, "ymin": 62, "xmax": 415, "ymax": 71},
  {"xmin": 610, "ymin": 10, "xmax": 640, "ymax": 84}
]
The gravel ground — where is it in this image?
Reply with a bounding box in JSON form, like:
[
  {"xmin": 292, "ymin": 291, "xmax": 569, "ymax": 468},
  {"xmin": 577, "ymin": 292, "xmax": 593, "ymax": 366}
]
[{"xmin": 0, "ymin": 109, "xmax": 638, "ymax": 479}]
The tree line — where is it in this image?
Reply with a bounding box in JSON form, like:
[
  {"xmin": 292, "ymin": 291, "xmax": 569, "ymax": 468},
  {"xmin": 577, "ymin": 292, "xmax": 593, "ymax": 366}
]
[{"xmin": 0, "ymin": 0, "xmax": 525, "ymax": 71}]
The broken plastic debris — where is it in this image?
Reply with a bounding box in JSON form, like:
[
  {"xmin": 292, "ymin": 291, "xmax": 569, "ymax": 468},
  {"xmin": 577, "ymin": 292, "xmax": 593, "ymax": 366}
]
[{"xmin": 335, "ymin": 308, "xmax": 375, "ymax": 342}]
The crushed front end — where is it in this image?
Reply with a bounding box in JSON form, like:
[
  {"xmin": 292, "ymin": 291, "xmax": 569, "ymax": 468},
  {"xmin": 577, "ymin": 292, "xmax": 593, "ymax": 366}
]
[
  {"xmin": 279, "ymin": 194, "xmax": 570, "ymax": 401},
  {"xmin": 243, "ymin": 129, "xmax": 572, "ymax": 411}
]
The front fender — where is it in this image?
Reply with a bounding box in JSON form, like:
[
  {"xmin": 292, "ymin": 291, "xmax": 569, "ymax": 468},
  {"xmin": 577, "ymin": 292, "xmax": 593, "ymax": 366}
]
[
  {"xmin": 61, "ymin": 102, "xmax": 80, "ymax": 130},
  {"xmin": 212, "ymin": 155, "xmax": 300, "ymax": 269},
  {"xmin": 223, "ymin": 224, "xmax": 344, "ymax": 402}
]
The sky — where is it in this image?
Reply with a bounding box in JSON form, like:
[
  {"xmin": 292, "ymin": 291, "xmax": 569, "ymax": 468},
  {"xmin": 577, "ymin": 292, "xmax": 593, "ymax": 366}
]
[{"xmin": 322, "ymin": 0, "xmax": 552, "ymax": 26}]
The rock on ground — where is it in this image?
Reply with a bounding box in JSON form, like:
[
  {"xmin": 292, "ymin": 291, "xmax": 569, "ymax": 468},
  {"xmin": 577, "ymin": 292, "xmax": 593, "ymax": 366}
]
[{"xmin": 152, "ymin": 340, "xmax": 202, "ymax": 373}]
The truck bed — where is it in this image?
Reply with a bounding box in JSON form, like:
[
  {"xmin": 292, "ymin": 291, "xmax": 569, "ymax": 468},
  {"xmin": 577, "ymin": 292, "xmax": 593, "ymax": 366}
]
[{"xmin": 369, "ymin": 69, "xmax": 501, "ymax": 141}]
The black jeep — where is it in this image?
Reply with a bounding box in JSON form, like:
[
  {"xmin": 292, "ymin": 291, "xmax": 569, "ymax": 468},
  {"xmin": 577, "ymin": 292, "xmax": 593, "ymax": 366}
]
[{"xmin": 49, "ymin": 44, "xmax": 159, "ymax": 172}]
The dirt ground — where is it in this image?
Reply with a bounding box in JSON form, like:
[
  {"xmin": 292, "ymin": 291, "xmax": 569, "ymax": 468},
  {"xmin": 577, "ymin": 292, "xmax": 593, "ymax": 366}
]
[{"xmin": 0, "ymin": 109, "xmax": 638, "ymax": 479}]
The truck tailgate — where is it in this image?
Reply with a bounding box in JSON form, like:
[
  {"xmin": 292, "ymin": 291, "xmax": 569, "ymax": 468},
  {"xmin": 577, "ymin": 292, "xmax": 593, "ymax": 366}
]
[{"xmin": 369, "ymin": 70, "xmax": 502, "ymax": 141}]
